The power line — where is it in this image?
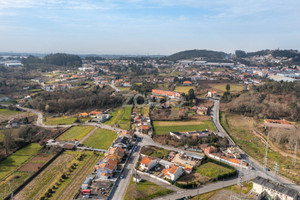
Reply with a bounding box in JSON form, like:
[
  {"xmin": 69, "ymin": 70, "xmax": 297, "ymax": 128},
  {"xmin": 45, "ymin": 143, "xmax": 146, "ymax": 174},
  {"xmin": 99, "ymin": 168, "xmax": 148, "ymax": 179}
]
[{"xmin": 264, "ymin": 132, "xmax": 269, "ymax": 173}]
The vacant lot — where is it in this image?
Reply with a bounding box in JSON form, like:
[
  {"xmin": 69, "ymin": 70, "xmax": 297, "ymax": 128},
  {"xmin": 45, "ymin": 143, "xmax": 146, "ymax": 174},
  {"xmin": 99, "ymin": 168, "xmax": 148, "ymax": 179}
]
[
  {"xmin": 82, "ymin": 128, "xmax": 117, "ymax": 149},
  {"xmin": 125, "ymin": 177, "xmax": 174, "ymax": 200},
  {"xmin": 57, "ymin": 126, "xmax": 95, "ymax": 141},
  {"xmin": 105, "ymin": 105, "xmax": 132, "ymax": 130},
  {"xmin": 153, "ymin": 120, "xmax": 216, "ymax": 135},
  {"xmin": 0, "ymin": 143, "xmax": 41, "ymax": 180},
  {"xmin": 175, "ymin": 86, "xmax": 194, "ymax": 94},
  {"xmin": 209, "ymin": 83, "xmax": 244, "ymax": 94},
  {"xmin": 196, "ymin": 162, "xmax": 234, "ymax": 179},
  {"xmin": 140, "ymin": 145, "xmax": 170, "ymax": 159},
  {"xmin": 44, "ymin": 116, "xmax": 77, "ymax": 125},
  {"xmin": 14, "ymin": 152, "xmax": 78, "ymax": 200},
  {"xmin": 221, "ymin": 113, "xmax": 300, "ymax": 184}
]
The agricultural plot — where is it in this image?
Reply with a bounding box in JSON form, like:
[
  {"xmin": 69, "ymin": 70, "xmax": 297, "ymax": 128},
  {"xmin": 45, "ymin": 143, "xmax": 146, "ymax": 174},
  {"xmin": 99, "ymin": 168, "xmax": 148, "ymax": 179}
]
[
  {"xmin": 82, "ymin": 128, "xmax": 117, "ymax": 149},
  {"xmin": 0, "ymin": 108, "xmax": 23, "ymax": 116},
  {"xmin": 0, "ymin": 143, "xmax": 42, "ymax": 180},
  {"xmin": 14, "ymin": 151, "xmax": 79, "ymax": 200},
  {"xmin": 105, "ymin": 105, "xmax": 132, "ymax": 130},
  {"xmin": 133, "ymin": 105, "xmax": 149, "ymax": 116},
  {"xmin": 0, "ymin": 148, "xmax": 55, "ymax": 199},
  {"xmin": 175, "ymin": 86, "xmax": 194, "ymax": 94},
  {"xmin": 57, "ymin": 126, "xmax": 95, "ymax": 141},
  {"xmin": 153, "ymin": 120, "xmax": 216, "ymax": 135},
  {"xmin": 125, "ymin": 177, "xmax": 174, "ymax": 200},
  {"xmin": 0, "ymin": 128, "xmax": 19, "ymax": 142},
  {"xmin": 140, "ymin": 145, "xmax": 170, "ymax": 159}
]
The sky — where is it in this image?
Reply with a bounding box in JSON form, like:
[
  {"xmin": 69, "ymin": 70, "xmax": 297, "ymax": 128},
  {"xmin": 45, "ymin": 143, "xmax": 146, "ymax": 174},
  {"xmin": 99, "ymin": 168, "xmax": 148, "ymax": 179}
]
[{"xmin": 0, "ymin": 0, "xmax": 300, "ymax": 55}]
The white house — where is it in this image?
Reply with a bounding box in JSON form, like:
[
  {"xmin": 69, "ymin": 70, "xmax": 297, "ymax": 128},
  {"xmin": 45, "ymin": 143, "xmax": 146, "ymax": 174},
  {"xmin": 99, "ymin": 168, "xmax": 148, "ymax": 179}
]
[
  {"xmin": 162, "ymin": 165, "xmax": 183, "ymax": 181},
  {"xmin": 252, "ymin": 176, "xmax": 298, "ymax": 200},
  {"xmin": 140, "ymin": 156, "xmax": 157, "ymax": 171}
]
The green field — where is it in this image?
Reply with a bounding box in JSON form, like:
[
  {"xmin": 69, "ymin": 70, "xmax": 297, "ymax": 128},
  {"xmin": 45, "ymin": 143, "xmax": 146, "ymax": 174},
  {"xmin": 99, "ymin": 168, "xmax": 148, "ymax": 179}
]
[
  {"xmin": 82, "ymin": 128, "xmax": 117, "ymax": 149},
  {"xmin": 105, "ymin": 105, "xmax": 132, "ymax": 130},
  {"xmin": 118, "ymin": 87, "xmax": 131, "ymax": 91},
  {"xmin": 57, "ymin": 126, "xmax": 95, "ymax": 141},
  {"xmin": 125, "ymin": 177, "xmax": 174, "ymax": 200},
  {"xmin": 0, "ymin": 143, "xmax": 41, "ymax": 180},
  {"xmin": 0, "ymin": 108, "xmax": 23, "ymax": 116},
  {"xmin": 196, "ymin": 162, "xmax": 235, "ymax": 179},
  {"xmin": 210, "ymin": 83, "xmax": 244, "ymax": 93},
  {"xmin": 153, "ymin": 120, "xmax": 216, "ymax": 135},
  {"xmin": 44, "ymin": 116, "xmax": 77, "ymax": 125},
  {"xmin": 0, "ymin": 128, "xmax": 20, "ymax": 142},
  {"xmin": 175, "ymin": 86, "xmax": 194, "ymax": 94}
]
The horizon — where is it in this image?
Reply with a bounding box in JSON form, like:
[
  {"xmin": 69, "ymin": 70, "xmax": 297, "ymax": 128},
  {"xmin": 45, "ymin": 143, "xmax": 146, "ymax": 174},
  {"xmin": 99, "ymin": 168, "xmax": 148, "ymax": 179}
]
[{"xmin": 1, "ymin": 0, "xmax": 300, "ymax": 54}]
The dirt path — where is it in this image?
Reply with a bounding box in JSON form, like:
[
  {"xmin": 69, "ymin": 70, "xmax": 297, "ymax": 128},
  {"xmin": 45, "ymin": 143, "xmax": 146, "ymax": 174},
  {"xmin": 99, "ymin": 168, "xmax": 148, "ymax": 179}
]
[
  {"xmin": 79, "ymin": 126, "xmax": 98, "ymax": 144},
  {"xmin": 252, "ymin": 130, "xmax": 300, "ymax": 161},
  {"xmin": 54, "ymin": 154, "xmax": 100, "ymax": 200}
]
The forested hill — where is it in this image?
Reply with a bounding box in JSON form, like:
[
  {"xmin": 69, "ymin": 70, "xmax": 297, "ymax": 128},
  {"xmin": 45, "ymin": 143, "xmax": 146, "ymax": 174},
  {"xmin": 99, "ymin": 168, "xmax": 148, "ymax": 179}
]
[
  {"xmin": 21, "ymin": 53, "xmax": 82, "ymax": 71},
  {"xmin": 164, "ymin": 49, "xmax": 228, "ymax": 61}
]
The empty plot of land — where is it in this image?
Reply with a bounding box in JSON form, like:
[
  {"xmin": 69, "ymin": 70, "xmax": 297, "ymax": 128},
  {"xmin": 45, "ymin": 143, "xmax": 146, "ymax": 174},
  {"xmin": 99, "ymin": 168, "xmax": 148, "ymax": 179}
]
[
  {"xmin": 209, "ymin": 83, "xmax": 244, "ymax": 93},
  {"xmin": 44, "ymin": 116, "xmax": 76, "ymax": 125},
  {"xmin": 175, "ymin": 86, "xmax": 194, "ymax": 94},
  {"xmin": 82, "ymin": 128, "xmax": 117, "ymax": 149},
  {"xmin": 57, "ymin": 126, "xmax": 95, "ymax": 141},
  {"xmin": 153, "ymin": 120, "xmax": 216, "ymax": 135},
  {"xmin": 196, "ymin": 162, "xmax": 234, "ymax": 179},
  {"xmin": 105, "ymin": 105, "xmax": 132, "ymax": 130}
]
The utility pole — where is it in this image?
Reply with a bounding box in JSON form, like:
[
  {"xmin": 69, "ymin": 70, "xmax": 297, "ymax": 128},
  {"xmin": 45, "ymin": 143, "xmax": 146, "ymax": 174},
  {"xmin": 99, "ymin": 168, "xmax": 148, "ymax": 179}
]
[
  {"xmin": 264, "ymin": 132, "xmax": 269, "ymax": 173},
  {"xmin": 292, "ymin": 141, "xmax": 298, "ymax": 166},
  {"xmin": 9, "ymin": 180, "xmax": 13, "ymax": 200}
]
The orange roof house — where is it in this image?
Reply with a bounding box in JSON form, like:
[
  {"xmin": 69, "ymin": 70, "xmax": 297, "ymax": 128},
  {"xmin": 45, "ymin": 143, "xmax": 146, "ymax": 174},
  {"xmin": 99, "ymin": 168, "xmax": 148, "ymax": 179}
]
[
  {"xmin": 89, "ymin": 111, "xmax": 102, "ymax": 116},
  {"xmin": 140, "ymin": 156, "xmax": 157, "ymax": 171},
  {"xmin": 79, "ymin": 112, "xmax": 89, "ymax": 117},
  {"xmin": 183, "ymin": 81, "xmax": 192, "ymax": 85},
  {"xmin": 203, "ymin": 146, "xmax": 218, "ymax": 154},
  {"xmin": 152, "ymin": 89, "xmax": 181, "ymax": 99},
  {"xmin": 162, "ymin": 165, "xmax": 183, "ymax": 181}
]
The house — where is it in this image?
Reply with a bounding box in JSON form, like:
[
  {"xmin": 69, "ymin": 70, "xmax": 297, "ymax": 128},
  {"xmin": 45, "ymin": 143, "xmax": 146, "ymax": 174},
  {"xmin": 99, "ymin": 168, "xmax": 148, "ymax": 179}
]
[
  {"xmin": 105, "ymin": 147, "xmax": 125, "ymax": 161},
  {"xmin": 183, "ymin": 81, "xmax": 192, "ymax": 86},
  {"xmin": 252, "ymin": 176, "xmax": 298, "ymax": 200},
  {"xmin": 141, "ymin": 125, "xmax": 149, "ymax": 134},
  {"xmin": 89, "ymin": 111, "xmax": 103, "ymax": 117},
  {"xmin": 123, "ymin": 82, "xmax": 132, "ymax": 87},
  {"xmin": 96, "ymin": 158, "xmax": 118, "ymax": 180},
  {"xmin": 203, "ymin": 146, "xmax": 218, "ymax": 154},
  {"xmin": 119, "ymin": 130, "xmax": 134, "ymax": 139},
  {"xmin": 264, "ymin": 119, "xmax": 295, "ymax": 129},
  {"xmin": 162, "ymin": 165, "xmax": 183, "ymax": 181},
  {"xmin": 207, "ymin": 91, "xmax": 217, "ymax": 98},
  {"xmin": 152, "ymin": 89, "xmax": 181, "ymax": 99},
  {"xmin": 197, "ymin": 107, "xmax": 208, "ymax": 115},
  {"xmin": 79, "ymin": 112, "xmax": 89, "ymax": 117},
  {"xmin": 140, "ymin": 156, "xmax": 157, "ymax": 171},
  {"xmin": 113, "ymin": 136, "xmax": 130, "ymax": 148}
]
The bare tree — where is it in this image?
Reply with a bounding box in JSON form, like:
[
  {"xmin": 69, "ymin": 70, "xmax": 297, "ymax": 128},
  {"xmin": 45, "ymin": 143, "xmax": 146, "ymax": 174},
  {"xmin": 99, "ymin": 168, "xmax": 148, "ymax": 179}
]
[{"xmin": 3, "ymin": 129, "xmax": 14, "ymax": 156}]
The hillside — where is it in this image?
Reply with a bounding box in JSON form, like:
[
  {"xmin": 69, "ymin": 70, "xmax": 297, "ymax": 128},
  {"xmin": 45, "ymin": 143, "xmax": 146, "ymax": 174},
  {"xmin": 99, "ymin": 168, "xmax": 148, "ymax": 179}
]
[{"xmin": 164, "ymin": 49, "xmax": 228, "ymax": 61}]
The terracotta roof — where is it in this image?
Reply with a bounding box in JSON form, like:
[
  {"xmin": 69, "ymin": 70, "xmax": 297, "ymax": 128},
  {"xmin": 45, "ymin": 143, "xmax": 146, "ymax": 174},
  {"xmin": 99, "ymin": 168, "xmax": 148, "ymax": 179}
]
[
  {"xmin": 79, "ymin": 112, "xmax": 89, "ymax": 117},
  {"xmin": 89, "ymin": 111, "xmax": 102, "ymax": 115},
  {"xmin": 163, "ymin": 165, "xmax": 179, "ymax": 175},
  {"xmin": 264, "ymin": 119, "xmax": 290, "ymax": 125},
  {"xmin": 141, "ymin": 157, "xmax": 154, "ymax": 165}
]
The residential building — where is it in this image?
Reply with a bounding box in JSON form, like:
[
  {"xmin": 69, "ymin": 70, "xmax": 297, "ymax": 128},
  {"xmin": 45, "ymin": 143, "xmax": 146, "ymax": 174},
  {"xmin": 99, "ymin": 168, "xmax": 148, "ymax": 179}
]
[
  {"xmin": 162, "ymin": 164, "xmax": 183, "ymax": 181},
  {"xmin": 152, "ymin": 89, "xmax": 181, "ymax": 99},
  {"xmin": 140, "ymin": 156, "xmax": 157, "ymax": 171}
]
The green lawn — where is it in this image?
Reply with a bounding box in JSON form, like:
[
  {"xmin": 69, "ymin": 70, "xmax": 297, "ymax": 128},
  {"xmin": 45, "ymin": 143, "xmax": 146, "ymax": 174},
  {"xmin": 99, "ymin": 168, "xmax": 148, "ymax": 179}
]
[
  {"xmin": 210, "ymin": 83, "xmax": 244, "ymax": 93},
  {"xmin": 196, "ymin": 162, "xmax": 235, "ymax": 179},
  {"xmin": 0, "ymin": 143, "xmax": 41, "ymax": 180},
  {"xmin": 125, "ymin": 177, "xmax": 174, "ymax": 200},
  {"xmin": 105, "ymin": 105, "xmax": 132, "ymax": 130},
  {"xmin": 0, "ymin": 109, "xmax": 23, "ymax": 116},
  {"xmin": 44, "ymin": 116, "xmax": 77, "ymax": 125},
  {"xmin": 57, "ymin": 126, "xmax": 95, "ymax": 141},
  {"xmin": 153, "ymin": 120, "xmax": 216, "ymax": 135},
  {"xmin": 82, "ymin": 128, "xmax": 117, "ymax": 149},
  {"xmin": 175, "ymin": 86, "xmax": 194, "ymax": 94}
]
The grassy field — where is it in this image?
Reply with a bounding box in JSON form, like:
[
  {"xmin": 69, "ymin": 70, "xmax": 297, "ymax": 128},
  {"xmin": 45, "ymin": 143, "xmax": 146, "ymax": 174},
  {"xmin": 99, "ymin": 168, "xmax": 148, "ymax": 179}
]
[
  {"xmin": 0, "ymin": 128, "xmax": 20, "ymax": 142},
  {"xmin": 125, "ymin": 177, "xmax": 174, "ymax": 200},
  {"xmin": 209, "ymin": 83, "xmax": 244, "ymax": 93},
  {"xmin": 105, "ymin": 105, "xmax": 132, "ymax": 130},
  {"xmin": 57, "ymin": 126, "xmax": 95, "ymax": 141},
  {"xmin": 0, "ymin": 108, "xmax": 23, "ymax": 116},
  {"xmin": 44, "ymin": 116, "xmax": 77, "ymax": 125},
  {"xmin": 133, "ymin": 105, "xmax": 150, "ymax": 116},
  {"xmin": 82, "ymin": 128, "xmax": 117, "ymax": 149},
  {"xmin": 221, "ymin": 113, "xmax": 300, "ymax": 184},
  {"xmin": 196, "ymin": 162, "xmax": 235, "ymax": 179},
  {"xmin": 175, "ymin": 86, "xmax": 194, "ymax": 94},
  {"xmin": 118, "ymin": 87, "xmax": 131, "ymax": 91},
  {"xmin": 141, "ymin": 145, "xmax": 170, "ymax": 159},
  {"xmin": 0, "ymin": 143, "xmax": 41, "ymax": 180},
  {"xmin": 153, "ymin": 120, "xmax": 216, "ymax": 135}
]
